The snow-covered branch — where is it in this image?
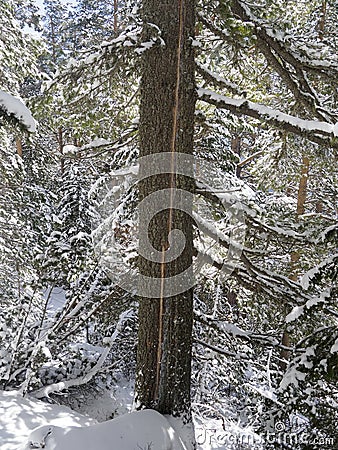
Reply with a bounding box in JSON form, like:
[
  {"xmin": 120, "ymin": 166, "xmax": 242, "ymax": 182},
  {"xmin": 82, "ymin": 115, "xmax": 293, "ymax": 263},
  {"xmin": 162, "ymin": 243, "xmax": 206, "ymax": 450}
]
[
  {"xmin": 195, "ymin": 338, "xmax": 250, "ymax": 360},
  {"xmin": 193, "ymin": 247, "xmax": 306, "ymax": 305},
  {"xmin": 230, "ymin": 0, "xmax": 338, "ymax": 122},
  {"xmin": 0, "ymin": 90, "xmax": 36, "ymax": 132},
  {"xmin": 63, "ymin": 123, "xmax": 138, "ymax": 160},
  {"xmin": 196, "ymin": 62, "xmax": 245, "ymax": 97},
  {"xmin": 196, "ymin": 180, "xmax": 313, "ymax": 244},
  {"xmin": 195, "ymin": 312, "xmax": 289, "ymax": 350},
  {"xmin": 198, "ymin": 88, "xmax": 338, "ymax": 150},
  {"xmin": 232, "ymin": 0, "xmax": 338, "ymax": 75}
]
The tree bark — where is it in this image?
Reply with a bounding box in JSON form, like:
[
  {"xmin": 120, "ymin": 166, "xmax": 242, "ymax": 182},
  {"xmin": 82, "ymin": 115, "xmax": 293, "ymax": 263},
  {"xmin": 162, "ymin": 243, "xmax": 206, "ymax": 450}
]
[
  {"xmin": 16, "ymin": 138, "xmax": 23, "ymax": 157},
  {"xmin": 58, "ymin": 127, "xmax": 64, "ymax": 175},
  {"xmin": 317, "ymin": 0, "xmax": 327, "ymax": 40},
  {"xmin": 135, "ymin": 0, "xmax": 196, "ymax": 433},
  {"xmin": 280, "ymin": 155, "xmax": 310, "ymax": 369},
  {"xmin": 113, "ymin": 0, "xmax": 118, "ymax": 33}
]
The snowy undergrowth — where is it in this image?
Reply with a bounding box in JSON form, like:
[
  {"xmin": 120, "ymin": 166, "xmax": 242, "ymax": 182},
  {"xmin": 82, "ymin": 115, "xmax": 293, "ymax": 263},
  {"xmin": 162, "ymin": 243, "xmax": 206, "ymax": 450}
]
[{"xmin": 68, "ymin": 379, "xmax": 135, "ymax": 422}]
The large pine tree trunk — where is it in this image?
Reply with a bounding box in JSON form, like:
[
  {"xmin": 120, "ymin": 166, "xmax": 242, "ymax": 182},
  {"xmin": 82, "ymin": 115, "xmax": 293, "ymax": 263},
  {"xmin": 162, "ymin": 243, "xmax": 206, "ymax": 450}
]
[{"xmin": 135, "ymin": 0, "xmax": 196, "ymax": 435}]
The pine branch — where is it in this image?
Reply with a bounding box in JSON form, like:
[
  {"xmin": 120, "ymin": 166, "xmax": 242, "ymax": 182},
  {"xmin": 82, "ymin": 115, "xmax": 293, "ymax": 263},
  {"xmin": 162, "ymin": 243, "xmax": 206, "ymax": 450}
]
[
  {"xmin": 196, "ymin": 62, "xmax": 245, "ymax": 97},
  {"xmin": 231, "ymin": 0, "xmax": 338, "ymax": 122},
  {"xmin": 195, "ymin": 338, "xmax": 254, "ymax": 360},
  {"xmin": 198, "ymin": 88, "xmax": 338, "ymax": 150},
  {"xmin": 196, "ymin": 180, "xmax": 313, "ymax": 244},
  {"xmin": 193, "ymin": 247, "xmax": 305, "ymax": 305},
  {"xmin": 194, "ymin": 312, "xmax": 296, "ymax": 351}
]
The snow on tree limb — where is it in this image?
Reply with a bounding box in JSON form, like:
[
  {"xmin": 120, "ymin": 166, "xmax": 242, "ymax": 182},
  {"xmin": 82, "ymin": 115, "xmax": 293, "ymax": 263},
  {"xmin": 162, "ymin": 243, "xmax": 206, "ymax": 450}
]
[
  {"xmin": 198, "ymin": 88, "xmax": 338, "ymax": 150},
  {"xmin": 196, "ymin": 180, "xmax": 313, "ymax": 244},
  {"xmin": 196, "ymin": 62, "xmax": 246, "ymax": 97},
  {"xmin": 195, "ymin": 338, "xmax": 250, "ymax": 360},
  {"xmin": 193, "ymin": 246, "xmax": 306, "ymax": 306},
  {"xmin": 232, "ymin": 0, "xmax": 338, "ymax": 75},
  {"xmin": 200, "ymin": 0, "xmax": 337, "ymax": 122},
  {"xmin": 254, "ymin": 37, "xmax": 333, "ymax": 123},
  {"xmin": 230, "ymin": 0, "xmax": 338, "ymax": 122},
  {"xmin": 194, "ymin": 312, "xmax": 290, "ymax": 350},
  {"xmin": 0, "ymin": 90, "xmax": 36, "ymax": 132}
]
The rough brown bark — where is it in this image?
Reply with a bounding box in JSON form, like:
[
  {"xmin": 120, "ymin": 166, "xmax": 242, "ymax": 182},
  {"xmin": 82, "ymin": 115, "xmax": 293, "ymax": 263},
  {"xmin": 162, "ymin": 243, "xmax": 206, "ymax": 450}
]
[
  {"xmin": 135, "ymin": 0, "xmax": 196, "ymax": 428},
  {"xmin": 296, "ymin": 156, "xmax": 310, "ymax": 216}
]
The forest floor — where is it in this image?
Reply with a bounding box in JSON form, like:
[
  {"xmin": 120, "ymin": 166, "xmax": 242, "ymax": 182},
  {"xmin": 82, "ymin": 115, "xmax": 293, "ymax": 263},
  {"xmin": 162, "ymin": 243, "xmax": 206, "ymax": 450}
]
[{"xmin": 0, "ymin": 386, "xmax": 261, "ymax": 449}]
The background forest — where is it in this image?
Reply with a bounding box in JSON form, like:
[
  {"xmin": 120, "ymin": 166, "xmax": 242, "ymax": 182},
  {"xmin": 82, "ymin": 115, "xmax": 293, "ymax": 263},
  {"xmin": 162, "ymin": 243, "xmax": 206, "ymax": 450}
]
[{"xmin": 0, "ymin": 0, "xmax": 337, "ymax": 449}]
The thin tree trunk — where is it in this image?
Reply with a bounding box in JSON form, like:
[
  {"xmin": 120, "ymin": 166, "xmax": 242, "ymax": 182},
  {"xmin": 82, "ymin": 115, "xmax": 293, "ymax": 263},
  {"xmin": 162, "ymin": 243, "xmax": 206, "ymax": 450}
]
[
  {"xmin": 58, "ymin": 127, "xmax": 64, "ymax": 174},
  {"xmin": 16, "ymin": 138, "xmax": 23, "ymax": 157},
  {"xmin": 135, "ymin": 0, "xmax": 196, "ymax": 436},
  {"xmin": 317, "ymin": 0, "xmax": 327, "ymax": 40},
  {"xmin": 50, "ymin": 18, "xmax": 57, "ymax": 65},
  {"xmin": 113, "ymin": 0, "xmax": 118, "ymax": 33},
  {"xmin": 280, "ymin": 155, "xmax": 310, "ymax": 368},
  {"xmin": 296, "ymin": 156, "xmax": 310, "ymax": 217},
  {"xmin": 232, "ymin": 134, "xmax": 242, "ymax": 177}
]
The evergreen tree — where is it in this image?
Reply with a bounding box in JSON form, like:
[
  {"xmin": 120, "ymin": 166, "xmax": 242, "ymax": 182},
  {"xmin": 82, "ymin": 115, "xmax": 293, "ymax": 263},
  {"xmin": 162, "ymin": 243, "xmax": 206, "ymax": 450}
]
[
  {"xmin": 135, "ymin": 0, "xmax": 195, "ymax": 441},
  {"xmin": 1, "ymin": 0, "xmax": 337, "ymax": 447}
]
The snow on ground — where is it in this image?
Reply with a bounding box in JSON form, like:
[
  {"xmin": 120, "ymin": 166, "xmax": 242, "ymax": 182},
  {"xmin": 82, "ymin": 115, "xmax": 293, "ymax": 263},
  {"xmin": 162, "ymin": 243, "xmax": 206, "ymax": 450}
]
[
  {"xmin": 21, "ymin": 410, "xmax": 188, "ymax": 450},
  {"xmin": 0, "ymin": 389, "xmax": 189, "ymax": 450},
  {"xmin": 77, "ymin": 379, "xmax": 134, "ymax": 421},
  {"xmin": 0, "ymin": 390, "xmax": 96, "ymax": 450},
  {"xmin": 0, "ymin": 387, "xmax": 261, "ymax": 449}
]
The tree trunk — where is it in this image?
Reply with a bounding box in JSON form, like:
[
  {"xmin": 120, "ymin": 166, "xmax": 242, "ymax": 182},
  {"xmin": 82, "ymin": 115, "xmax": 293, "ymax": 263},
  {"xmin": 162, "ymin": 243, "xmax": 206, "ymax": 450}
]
[
  {"xmin": 296, "ymin": 155, "xmax": 310, "ymax": 217},
  {"xmin": 58, "ymin": 127, "xmax": 64, "ymax": 175},
  {"xmin": 280, "ymin": 155, "xmax": 310, "ymax": 369},
  {"xmin": 16, "ymin": 138, "xmax": 23, "ymax": 157},
  {"xmin": 113, "ymin": 0, "xmax": 118, "ymax": 33},
  {"xmin": 317, "ymin": 0, "xmax": 327, "ymax": 40},
  {"xmin": 135, "ymin": 0, "xmax": 196, "ymax": 435}
]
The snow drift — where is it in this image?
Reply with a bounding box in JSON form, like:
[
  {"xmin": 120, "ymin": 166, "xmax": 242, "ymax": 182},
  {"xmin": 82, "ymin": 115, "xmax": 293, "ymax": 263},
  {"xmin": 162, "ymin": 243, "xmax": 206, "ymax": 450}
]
[{"xmin": 21, "ymin": 409, "xmax": 188, "ymax": 450}]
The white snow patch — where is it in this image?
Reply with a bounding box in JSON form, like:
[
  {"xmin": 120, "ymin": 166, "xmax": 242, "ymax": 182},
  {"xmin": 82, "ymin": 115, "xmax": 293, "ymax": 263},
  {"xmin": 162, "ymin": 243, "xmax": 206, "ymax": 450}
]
[
  {"xmin": 285, "ymin": 305, "xmax": 304, "ymax": 323},
  {"xmin": 331, "ymin": 338, "xmax": 338, "ymax": 354},
  {"xmin": 0, "ymin": 390, "xmax": 95, "ymax": 450},
  {"xmin": 301, "ymin": 254, "xmax": 338, "ymax": 290},
  {"xmin": 21, "ymin": 409, "xmax": 188, "ymax": 450},
  {"xmin": 194, "ymin": 415, "xmax": 263, "ymax": 450},
  {"xmin": 81, "ymin": 138, "xmax": 112, "ymax": 150},
  {"xmin": 44, "ymin": 287, "xmax": 67, "ymax": 312},
  {"xmin": 286, "ymin": 289, "xmax": 331, "ymax": 323},
  {"xmin": 0, "ymin": 90, "xmax": 37, "ymax": 132},
  {"xmin": 63, "ymin": 144, "xmax": 79, "ymax": 155},
  {"xmin": 78, "ymin": 380, "xmax": 134, "ymax": 422}
]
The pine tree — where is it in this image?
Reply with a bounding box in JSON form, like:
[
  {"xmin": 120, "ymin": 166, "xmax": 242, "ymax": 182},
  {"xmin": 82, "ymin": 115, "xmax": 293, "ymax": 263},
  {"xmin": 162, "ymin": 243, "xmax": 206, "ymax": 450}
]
[
  {"xmin": 2, "ymin": 0, "xmax": 336, "ymax": 445},
  {"xmin": 135, "ymin": 0, "xmax": 195, "ymax": 441},
  {"xmin": 42, "ymin": 0, "xmax": 73, "ymax": 70}
]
